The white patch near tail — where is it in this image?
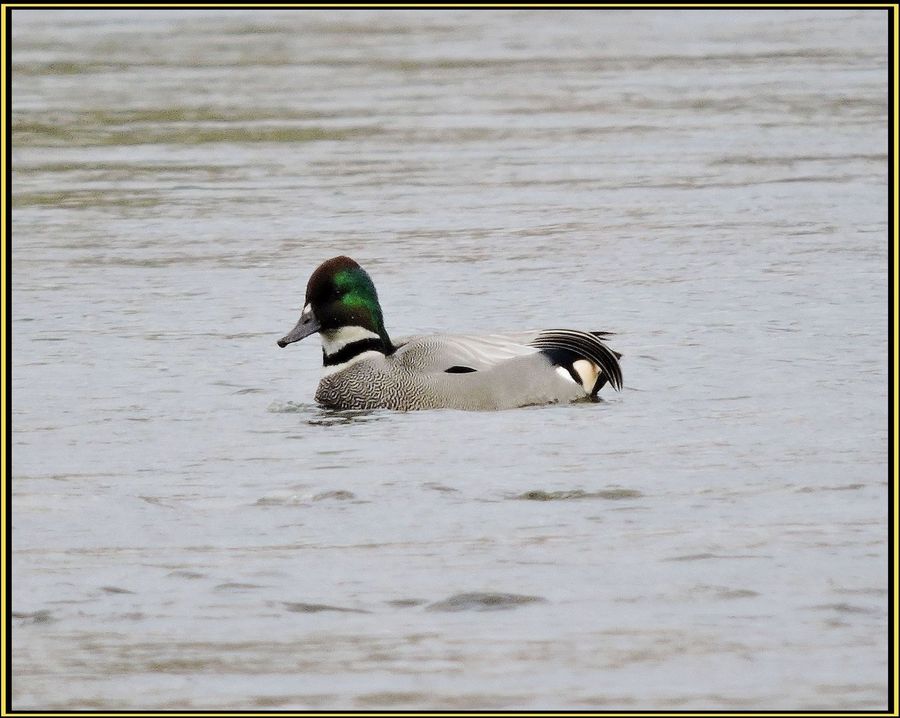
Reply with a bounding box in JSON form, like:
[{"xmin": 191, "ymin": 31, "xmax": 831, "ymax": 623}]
[
  {"xmin": 573, "ymin": 359, "xmax": 600, "ymax": 392},
  {"xmin": 556, "ymin": 366, "xmax": 579, "ymax": 385},
  {"xmin": 320, "ymin": 326, "xmax": 381, "ymax": 355}
]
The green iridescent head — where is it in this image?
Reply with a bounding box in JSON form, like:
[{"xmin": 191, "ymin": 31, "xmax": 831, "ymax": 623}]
[{"xmin": 276, "ymin": 256, "xmax": 392, "ymax": 350}]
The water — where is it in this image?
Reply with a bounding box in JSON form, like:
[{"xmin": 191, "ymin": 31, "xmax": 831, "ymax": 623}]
[{"xmin": 11, "ymin": 8, "xmax": 887, "ymax": 710}]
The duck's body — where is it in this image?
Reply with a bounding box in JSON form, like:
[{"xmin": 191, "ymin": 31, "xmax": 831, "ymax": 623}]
[
  {"xmin": 277, "ymin": 256, "xmax": 623, "ymax": 411},
  {"xmin": 314, "ymin": 330, "xmax": 618, "ymax": 411}
]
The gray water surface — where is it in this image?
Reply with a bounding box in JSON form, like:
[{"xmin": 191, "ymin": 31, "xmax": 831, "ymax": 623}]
[{"xmin": 11, "ymin": 8, "xmax": 888, "ymax": 710}]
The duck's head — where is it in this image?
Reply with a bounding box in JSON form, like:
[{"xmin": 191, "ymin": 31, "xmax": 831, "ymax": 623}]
[{"xmin": 277, "ymin": 256, "xmax": 392, "ymax": 359}]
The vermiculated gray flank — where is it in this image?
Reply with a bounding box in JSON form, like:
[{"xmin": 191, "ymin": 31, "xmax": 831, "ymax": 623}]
[{"xmin": 277, "ymin": 256, "xmax": 623, "ymax": 411}]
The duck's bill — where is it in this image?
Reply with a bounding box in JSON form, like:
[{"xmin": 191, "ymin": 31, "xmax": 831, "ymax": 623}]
[{"xmin": 277, "ymin": 307, "xmax": 321, "ymax": 347}]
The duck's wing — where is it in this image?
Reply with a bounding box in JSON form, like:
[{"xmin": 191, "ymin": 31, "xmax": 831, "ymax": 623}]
[
  {"xmin": 392, "ymin": 329, "xmax": 622, "ymax": 388},
  {"xmin": 392, "ymin": 332, "xmax": 542, "ymax": 373}
]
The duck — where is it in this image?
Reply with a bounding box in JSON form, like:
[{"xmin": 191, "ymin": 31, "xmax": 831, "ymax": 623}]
[{"xmin": 276, "ymin": 256, "xmax": 622, "ymax": 411}]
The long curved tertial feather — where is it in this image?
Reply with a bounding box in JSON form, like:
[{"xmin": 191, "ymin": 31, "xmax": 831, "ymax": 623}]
[{"xmin": 529, "ymin": 329, "xmax": 623, "ymax": 391}]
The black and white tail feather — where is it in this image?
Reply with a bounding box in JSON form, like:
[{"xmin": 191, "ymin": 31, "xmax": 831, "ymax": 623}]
[{"xmin": 530, "ymin": 329, "xmax": 623, "ymax": 396}]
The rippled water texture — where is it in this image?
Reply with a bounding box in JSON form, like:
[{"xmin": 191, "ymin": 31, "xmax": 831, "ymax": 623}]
[{"xmin": 11, "ymin": 8, "xmax": 888, "ymax": 710}]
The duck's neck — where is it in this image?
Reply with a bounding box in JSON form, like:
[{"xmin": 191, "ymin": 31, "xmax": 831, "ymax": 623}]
[{"xmin": 320, "ymin": 325, "xmax": 393, "ymax": 368}]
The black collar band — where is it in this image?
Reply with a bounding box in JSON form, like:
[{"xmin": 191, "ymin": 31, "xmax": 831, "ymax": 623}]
[{"xmin": 323, "ymin": 338, "xmax": 387, "ymax": 367}]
